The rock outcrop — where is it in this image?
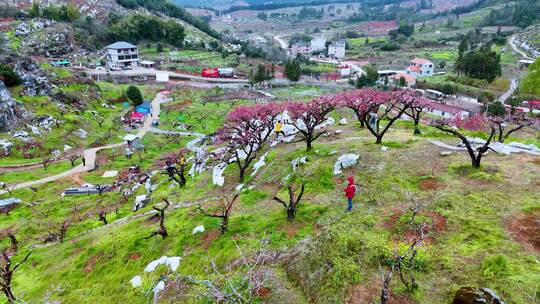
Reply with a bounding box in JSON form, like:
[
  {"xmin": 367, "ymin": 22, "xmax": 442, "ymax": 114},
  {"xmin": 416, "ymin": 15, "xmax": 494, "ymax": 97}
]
[
  {"xmin": 452, "ymin": 287, "xmax": 505, "ymax": 304},
  {"xmin": 0, "ymin": 80, "xmax": 24, "ymax": 132},
  {"xmin": 14, "ymin": 57, "xmax": 53, "ymax": 97}
]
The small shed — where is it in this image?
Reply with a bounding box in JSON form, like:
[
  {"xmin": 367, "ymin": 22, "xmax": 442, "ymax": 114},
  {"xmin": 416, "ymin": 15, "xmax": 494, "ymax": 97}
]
[
  {"xmin": 135, "ymin": 101, "xmax": 152, "ymax": 115},
  {"xmin": 0, "ymin": 198, "xmax": 21, "ymax": 212},
  {"xmin": 123, "ymin": 134, "xmax": 139, "ymax": 145}
]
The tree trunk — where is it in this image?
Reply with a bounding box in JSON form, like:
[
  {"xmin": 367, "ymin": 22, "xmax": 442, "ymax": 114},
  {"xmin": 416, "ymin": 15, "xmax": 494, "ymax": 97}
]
[
  {"xmin": 238, "ymin": 167, "xmax": 245, "ymax": 182},
  {"xmin": 305, "ymin": 132, "xmax": 313, "ymax": 151},
  {"xmin": 375, "ymin": 136, "xmax": 383, "ymax": 144},
  {"xmin": 413, "ymin": 117, "xmax": 421, "ymax": 135},
  {"xmin": 220, "ymin": 217, "xmax": 228, "ymax": 235},
  {"xmin": 3, "ymin": 286, "xmax": 15, "ymax": 304},
  {"xmin": 472, "ymin": 155, "xmax": 482, "ymax": 168},
  {"xmin": 287, "ymin": 207, "xmax": 296, "ymax": 221}
]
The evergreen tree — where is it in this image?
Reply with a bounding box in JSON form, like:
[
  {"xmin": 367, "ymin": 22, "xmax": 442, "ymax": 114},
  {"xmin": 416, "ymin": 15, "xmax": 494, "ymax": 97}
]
[
  {"xmin": 126, "ymin": 85, "xmax": 144, "ymax": 106},
  {"xmin": 284, "ymin": 60, "xmax": 302, "ymax": 82},
  {"xmin": 355, "ymin": 65, "xmax": 378, "ymax": 88},
  {"xmin": 398, "ymin": 76, "xmax": 407, "ymax": 87},
  {"xmin": 455, "ymin": 44, "xmax": 501, "ymax": 82},
  {"xmin": 0, "ymin": 64, "xmax": 21, "ymax": 87}
]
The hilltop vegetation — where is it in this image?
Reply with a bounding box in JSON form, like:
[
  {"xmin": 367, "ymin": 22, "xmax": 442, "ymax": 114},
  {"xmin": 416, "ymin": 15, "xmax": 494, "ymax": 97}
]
[{"xmin": 115, "ymin": 0, "xmax": 220, "ymax": 39}]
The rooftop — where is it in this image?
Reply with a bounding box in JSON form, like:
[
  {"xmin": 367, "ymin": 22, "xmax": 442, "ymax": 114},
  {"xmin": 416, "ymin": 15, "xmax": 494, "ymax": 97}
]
[
  {"xmin": 330, "ymin": 41, "xmax": 346, "ymax": 47},
  {"xmin": 393, "ymin": 72, "xmax": 416, "ymax": 82},
  {"xmin": 0, "ymin": 198, "xmax": 21, "ymax": 208},
  {"xmin": 106, "ymin": 41, "xmax": 137, "ymax": 50},
  {"xmin": 139, "ymin": 101, "xmax": 152, "ymax": 108},
  {"xmin": 429, "ymin": 102, "xmax": 467, "ymax": 114},
  {"xmin": 411, "ymin": 57, "xmax": 433, "ymax": 65}
]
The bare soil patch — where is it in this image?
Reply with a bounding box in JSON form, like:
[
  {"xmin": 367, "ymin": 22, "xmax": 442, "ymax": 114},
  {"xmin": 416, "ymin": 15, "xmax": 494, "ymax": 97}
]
[
  {"xmin": 382, "ymin": 208, "xmax": 447, "ymax": 245},
  {"xmin": 83, "ymin": 252, "xmax": 105, "ymax": 273},
  {"xmin": 127, "ymin": 252, "xmax": 142, "ymax": 261},
  {"xmin": 505, "ymin": 211, "xmax": 540, "ymax": 253},
  {"xmin": 200, "ymin": 229, "xmax": 221, "ymax": 250},
  {"xmin": 347, "ymin": 279, "xmax": 414, "ymax": 304},
  {"xmin": 163, "ymin": 99, "xmax": 193, "ymax": 111},
  {"xmin": 280, "ymin": 221, "xmax": 303, "ymax": 238},
  {"xmin": 418, "ymin": 177, "xmax": 443, "ymax": 191}
]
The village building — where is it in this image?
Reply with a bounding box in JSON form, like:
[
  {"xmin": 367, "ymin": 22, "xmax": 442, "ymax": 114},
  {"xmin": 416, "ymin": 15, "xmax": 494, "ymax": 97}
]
[
  {"xmin": 392, "ymin": 72, "xmax": 416, "ymax": 88},
  {"xmin": 290, "ymin": 42, "xmax": 311, "ymax": 57},
  {"xmin": 427, "ymin": 102, "xmax": 469, "ymax": 119},
  {"xmin": 105, "ymin": 41, "xmax": 139, "ymax": 70},
  {"xmin": 518, "ymin": 59, "xmax": 535, "ymax": 69},
  {"xmin": 328, "ymin": 41, "xmax": 346, "ymax": 60},
  {"xmin": 310, "ymin": 37, "xmax": 326, "ymax": 53},
  {"xmin": 406, "ymin": 57, "xmax": 434, "ymax": 77}
]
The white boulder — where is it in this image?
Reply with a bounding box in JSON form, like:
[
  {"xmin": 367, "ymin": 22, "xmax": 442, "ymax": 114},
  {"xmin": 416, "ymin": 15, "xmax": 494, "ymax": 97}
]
[
  {"xmin": 212, "ymin": 163, "xmax": 227, "ymax": 186},
  {"xmin": 130, "ymin": 276, "xmax": 142, "ymax": 288},
  {"xmin": 192, "ymin": 225, "xmax": 205, "ymax": 235},
  {"xmin": 333, "ymin": 154, "xmax": 360, "ymax": 175},
  {"xmin": 251, "ymin": 152, "xmax": 268, "ymax": 177}
]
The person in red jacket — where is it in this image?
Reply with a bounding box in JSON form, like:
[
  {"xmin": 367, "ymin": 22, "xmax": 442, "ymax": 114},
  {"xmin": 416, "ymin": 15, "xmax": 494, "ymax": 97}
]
[{"xmin": 344, "ymin": 176, "xmax": 356, "ymax": 212}]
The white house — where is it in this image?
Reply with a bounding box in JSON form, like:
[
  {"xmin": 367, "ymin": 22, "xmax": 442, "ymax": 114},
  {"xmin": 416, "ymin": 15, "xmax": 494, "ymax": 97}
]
[
  {"xmin": 290, "ymin": 42, "xmax": 311, "ymax": 57},
  {"xmin": 105, "ymin": 41, "xmax": 139, "ymax": 69},
  {"xmin": 328, "ymin": 41, "xmax": 346, "ymax": 60},
  {"xmin": 406, "ymin": 57, "xmax": 434, "ymax": 77},
  {"xmin": 310, "ymin": 37, "xmax": 326, "ymax": 53}
]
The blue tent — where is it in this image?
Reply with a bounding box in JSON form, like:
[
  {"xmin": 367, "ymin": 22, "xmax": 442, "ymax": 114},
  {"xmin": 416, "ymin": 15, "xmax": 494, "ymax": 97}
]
[{"xmin": 135, "ymin": 101, "xmax": 152, "ymax": 115}]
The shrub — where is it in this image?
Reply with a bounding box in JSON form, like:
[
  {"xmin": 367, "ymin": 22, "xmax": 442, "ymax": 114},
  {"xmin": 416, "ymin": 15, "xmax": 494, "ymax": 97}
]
[
  {"xmin": 379, "ymin": 42, "xmax": 400, "ymax": 51},
  {"xmin": 0, "ymin": 64, "xmax": 21, "ymax": 87},
  {"xmin": 126, "ymin": 85, "xmax": 144, "ymax": 106},
  {"xmin": 478, "ymin": 90, "xmax": 495, "ymax": 103}
]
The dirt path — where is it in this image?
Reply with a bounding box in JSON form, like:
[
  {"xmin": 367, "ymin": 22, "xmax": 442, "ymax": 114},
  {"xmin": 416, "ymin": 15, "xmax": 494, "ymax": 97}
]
[
  {"xmin": 274, "ymin": 35, "xmax": 288, "ymax": 50},
  {"xmin": 0, "ymin": 92, "xmax": 170, "ymax": 195}
]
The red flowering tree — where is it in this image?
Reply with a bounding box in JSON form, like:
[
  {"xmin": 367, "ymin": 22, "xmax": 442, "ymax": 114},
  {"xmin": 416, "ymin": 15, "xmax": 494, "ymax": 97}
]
[
  {"xmin": 359, "ymin": 90, "xmax": 419, "ymax": 144},
  {"xmin": 403, "ymin": 93, "xmax": 433, "ymax": 135},
  {"xmin": 250, "ymin": 102, "xmax": 284, "ymax": 144},
  {"xmin": 286, "ymin": 95, "xmax": 338, "ymax": 151},
  {"xmin": 431, "ymin": 114, "xmax": 496, "ymax": 168},
  {"xmin": 338, "ymin": 88, "xmax": 387, "ymax": 128},
  {"xmin": 217, "ymin": 103, "xmax": 283, "ymax": 182}
]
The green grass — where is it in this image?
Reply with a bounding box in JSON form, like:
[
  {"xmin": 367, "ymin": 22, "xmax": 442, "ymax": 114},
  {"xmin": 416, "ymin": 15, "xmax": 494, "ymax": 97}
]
[
  {"xmin": 348, "ymin": 36, "xmax": 387, "ymax": 48},
  {"xmin": 1, "ymin": 96, "xmax": 539, "ymax": 304},
  {"xmin": 0, "ymin": 159, "xmax": 79, "ymax": 184}
]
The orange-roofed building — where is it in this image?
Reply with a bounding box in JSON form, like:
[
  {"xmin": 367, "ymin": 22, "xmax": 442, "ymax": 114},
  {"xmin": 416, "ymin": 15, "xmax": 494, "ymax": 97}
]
[
  {"xmin": 406, "ymin": 57, "xmax": 434, "ymax": 77},
  {"xmin": 392, "ymin": 72, "xmax": 416, "ymax": 88}
]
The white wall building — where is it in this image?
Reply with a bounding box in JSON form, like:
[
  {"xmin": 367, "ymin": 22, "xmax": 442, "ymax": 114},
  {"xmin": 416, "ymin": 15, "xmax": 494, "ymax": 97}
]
[
  {"xmin": 290, "ymin": 42, "xmax": 311, "ymax": 57},
  {"xmin": 328, "ymin": 41, "xmax": 346, "ymax": 60},
  {"xmin": 406, "ymin": 57, "xmax": 434, "ymax": 77},
  {"xmin": 105, "ymin": 41, "xmax": 139, "ymax": 69},
  {"xmin": 310, "ymin": 37, "xmax": 326, "ymax": 53}
]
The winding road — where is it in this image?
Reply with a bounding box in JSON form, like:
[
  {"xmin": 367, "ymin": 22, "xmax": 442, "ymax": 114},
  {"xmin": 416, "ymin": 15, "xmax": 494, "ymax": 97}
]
[
  {"xmin": 274, "ymin": 35, "xmax": 288, "ymax": 50},
  {"xmin": 0, "ymin": 92, "xmax": 170, "ymax": 195},
  {"xmin": 510, "ymin": 35, "xmax": 532, "ymax": 60},
  {"xmin": 497, "ymin": 35, "xmax": 532, "ymax": 103}
]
